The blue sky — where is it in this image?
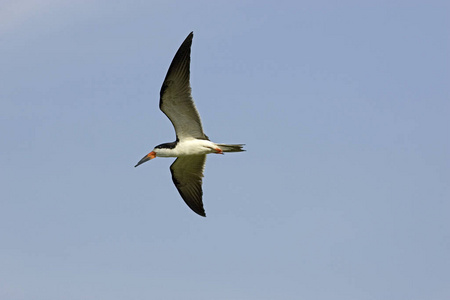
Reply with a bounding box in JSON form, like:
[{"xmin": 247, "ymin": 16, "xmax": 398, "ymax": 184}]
[{"xmin": 1, "ymin": 1, "xmax": 449, "ymax": 299}]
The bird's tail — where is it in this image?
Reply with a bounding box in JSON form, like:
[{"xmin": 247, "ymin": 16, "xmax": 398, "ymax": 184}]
[{"xmin": 217, "ymin": 144, "xmax": 246, "ymax": 153}]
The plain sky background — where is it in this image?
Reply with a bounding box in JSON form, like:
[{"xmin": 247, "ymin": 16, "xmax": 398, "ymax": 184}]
[{"xmin": 1, "ymin": 1, "xmax": 449, "ymax": 299}]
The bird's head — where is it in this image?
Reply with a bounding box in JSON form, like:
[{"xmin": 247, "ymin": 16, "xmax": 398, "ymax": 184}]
[
  {"xmin": 135, "ymin": 141, "xmax": 177, "ymax": 167},
  {"xmin": 134, "ymin": 150, "xmax": 156, "ymax": 167}
]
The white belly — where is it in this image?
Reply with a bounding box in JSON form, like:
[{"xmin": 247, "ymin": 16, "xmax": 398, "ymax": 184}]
[{"xmin": 157, "ymin": 139, "xmax": 218, "ymax": 157}]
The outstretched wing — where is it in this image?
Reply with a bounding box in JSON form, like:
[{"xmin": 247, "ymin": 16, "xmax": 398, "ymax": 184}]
[
  {"xmin": 170, "ymin": 155, "xmax": 207, "ymax": 217},
  {"xmin": 159, "ymin": 32, "xmax": 208, "ymax": 141}
]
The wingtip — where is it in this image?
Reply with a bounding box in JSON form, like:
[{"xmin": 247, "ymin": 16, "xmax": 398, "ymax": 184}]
[
  {"xmin": 193, "ymin": 208, "xmax": 206, "ymax": 217},
  {"xmin": 191, "ymin": 206, "xmax": 206, "ymax": 217}
]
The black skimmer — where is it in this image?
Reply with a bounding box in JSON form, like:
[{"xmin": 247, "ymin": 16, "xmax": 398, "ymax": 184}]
[{"xmin": 135, "ymin": 32, "xmax": 245, "ymax": 217}]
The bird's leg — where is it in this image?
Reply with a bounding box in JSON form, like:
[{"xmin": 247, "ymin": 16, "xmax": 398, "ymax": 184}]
[{"xmin": 214, "ymin": 148, "xmax": 224, "ymax": 155}]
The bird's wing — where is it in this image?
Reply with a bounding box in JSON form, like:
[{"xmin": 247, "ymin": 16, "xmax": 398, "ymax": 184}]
[
  {"xmin": 159, "ymin": 32, "xmax": 208, "ymax": 141},
  {"xmin": 170, "ymin": 155, "xmax": 207, "ymax": 217}
]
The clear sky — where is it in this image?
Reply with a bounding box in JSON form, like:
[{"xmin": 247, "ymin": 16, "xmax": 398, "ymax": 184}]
[{"xmin": 1, "ymin": 1, "xmax": 449, "ymax": 299}]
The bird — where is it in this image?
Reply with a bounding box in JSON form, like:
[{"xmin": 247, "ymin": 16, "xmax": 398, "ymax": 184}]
[{"xmin": 135, "ymin": 32, "xmax": 245, "ymax": 217}]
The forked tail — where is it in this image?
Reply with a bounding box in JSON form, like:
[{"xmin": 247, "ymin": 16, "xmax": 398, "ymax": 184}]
[{"xmin": 217, "ymin": 144, "xmax": 246, "ymax": 153}]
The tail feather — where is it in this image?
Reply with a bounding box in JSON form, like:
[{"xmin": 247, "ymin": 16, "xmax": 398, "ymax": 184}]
[{"xmin": 217, "ymin": 144, "xmax": 246, "ymax": 153}]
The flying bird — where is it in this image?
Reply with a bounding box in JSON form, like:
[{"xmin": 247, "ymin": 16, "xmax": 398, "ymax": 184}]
[{"xmin": 135, "ymin": 32, "xmax": 245, "ymax": 217}]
